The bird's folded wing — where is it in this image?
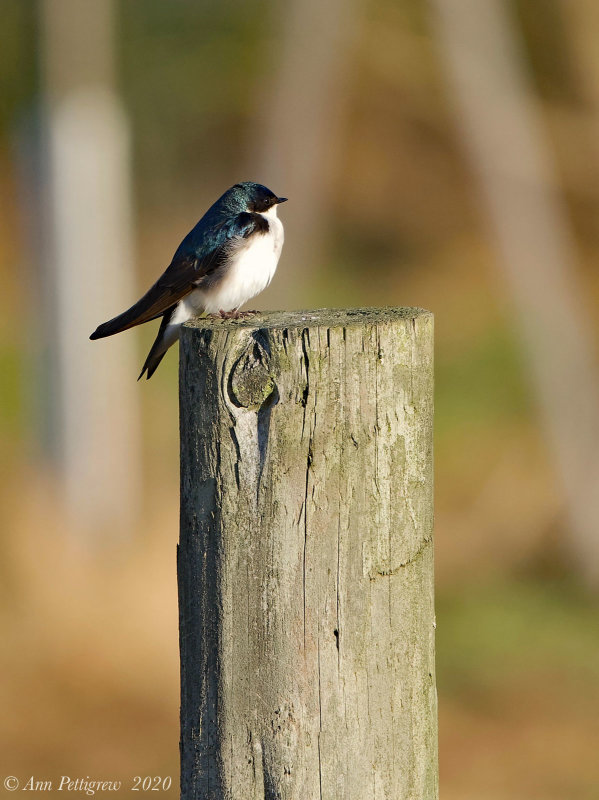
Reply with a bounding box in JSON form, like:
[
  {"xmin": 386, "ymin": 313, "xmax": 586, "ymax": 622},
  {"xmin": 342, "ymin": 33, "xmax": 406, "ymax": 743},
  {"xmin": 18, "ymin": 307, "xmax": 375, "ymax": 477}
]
[
  {"xmin": 89, "ymin": 255, "xmax": 200, "ymax": 339},
  {"xmin": 90, "ymin": 212, "xmax": 266, "ymax": 340}
]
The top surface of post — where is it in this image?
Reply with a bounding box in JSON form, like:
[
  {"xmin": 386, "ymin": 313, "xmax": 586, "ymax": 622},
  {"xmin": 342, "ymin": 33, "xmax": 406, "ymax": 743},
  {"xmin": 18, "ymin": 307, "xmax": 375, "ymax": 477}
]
[{"xmin": 183, "ymin": 306, "xmax": 431, "ymax": 332}]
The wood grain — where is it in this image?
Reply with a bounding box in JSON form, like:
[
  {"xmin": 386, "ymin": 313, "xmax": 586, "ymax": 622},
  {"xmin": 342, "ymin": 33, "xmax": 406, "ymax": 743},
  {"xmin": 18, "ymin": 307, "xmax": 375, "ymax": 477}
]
[{"xmin": 179, "ymin": 308, "xmax": 436, "ymax": 800}]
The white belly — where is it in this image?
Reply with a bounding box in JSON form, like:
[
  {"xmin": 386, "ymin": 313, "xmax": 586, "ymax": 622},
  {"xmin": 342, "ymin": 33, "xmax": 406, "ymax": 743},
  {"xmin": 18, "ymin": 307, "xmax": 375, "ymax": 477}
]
[
  {"xmin": 163, "ymin": 207, "xmax": 284, "ymax": 345},
  {"xmin": 198, "ymin": 206, "xmax": 284, "ymax": 314}
]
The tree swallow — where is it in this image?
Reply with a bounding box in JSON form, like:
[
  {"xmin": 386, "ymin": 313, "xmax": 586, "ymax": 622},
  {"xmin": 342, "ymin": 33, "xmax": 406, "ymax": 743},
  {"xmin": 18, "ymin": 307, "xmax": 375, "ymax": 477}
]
[{"xmin": 90, "ymin": 181, "xmax": 287, "ymax": 379}]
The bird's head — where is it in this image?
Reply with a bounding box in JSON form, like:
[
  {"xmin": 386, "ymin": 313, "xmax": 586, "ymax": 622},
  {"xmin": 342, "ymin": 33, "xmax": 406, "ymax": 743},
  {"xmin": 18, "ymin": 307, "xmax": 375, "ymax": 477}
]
[{"xmin": 222, "ymin": 182, "xmax": 288, "ymax": 215}]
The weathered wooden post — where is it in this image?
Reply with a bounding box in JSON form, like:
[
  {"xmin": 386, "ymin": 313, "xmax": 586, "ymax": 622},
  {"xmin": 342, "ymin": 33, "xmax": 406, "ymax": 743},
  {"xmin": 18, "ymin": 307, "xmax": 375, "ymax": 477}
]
[{"xmin": 178, "ymin": 308, "xmax": 436, "ymax": 800}]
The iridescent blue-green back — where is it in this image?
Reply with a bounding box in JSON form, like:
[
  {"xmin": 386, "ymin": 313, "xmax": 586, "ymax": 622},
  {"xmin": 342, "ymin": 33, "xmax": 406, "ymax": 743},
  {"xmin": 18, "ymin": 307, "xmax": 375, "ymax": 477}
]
[{"xmin": 172, "ymin": 182, "xmax": 274, "ymax": 261}]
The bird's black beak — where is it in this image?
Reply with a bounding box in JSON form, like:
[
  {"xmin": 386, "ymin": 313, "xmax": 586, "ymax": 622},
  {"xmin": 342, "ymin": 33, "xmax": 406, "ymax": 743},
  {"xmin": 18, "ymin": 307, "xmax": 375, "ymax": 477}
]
[{"xmin": 276, "ymin": 197, "xmax": 288, "ymax": 204}]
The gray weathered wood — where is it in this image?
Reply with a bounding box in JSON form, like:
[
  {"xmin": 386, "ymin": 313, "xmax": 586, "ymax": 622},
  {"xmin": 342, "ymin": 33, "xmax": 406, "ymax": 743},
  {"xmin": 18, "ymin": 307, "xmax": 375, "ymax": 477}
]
[{"xmin": 178, "ymin": 308, "xmax": 437, "ymax": 800}]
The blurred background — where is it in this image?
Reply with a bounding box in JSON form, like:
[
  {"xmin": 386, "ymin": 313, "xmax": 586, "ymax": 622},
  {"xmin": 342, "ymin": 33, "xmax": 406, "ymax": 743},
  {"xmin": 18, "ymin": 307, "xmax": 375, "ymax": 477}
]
[{"xmin": 2, "ymin": 1, "xmax": 599, "ymax": 797}]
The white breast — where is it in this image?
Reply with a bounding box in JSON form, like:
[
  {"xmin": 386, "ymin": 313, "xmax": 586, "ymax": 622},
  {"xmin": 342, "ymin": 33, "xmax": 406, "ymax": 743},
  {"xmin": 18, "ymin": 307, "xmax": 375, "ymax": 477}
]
[{"xmin": 200, "ymin": 205, "xmax": 284, "ymax": 314}]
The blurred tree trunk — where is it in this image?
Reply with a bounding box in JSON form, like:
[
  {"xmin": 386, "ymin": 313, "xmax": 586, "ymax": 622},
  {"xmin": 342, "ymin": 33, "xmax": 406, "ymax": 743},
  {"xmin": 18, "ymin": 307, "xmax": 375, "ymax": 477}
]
[
  {"xmin": 430, "ymin": 0, "xmax": 599, "ymax": 584},
  {"xmin": 249, "ymin": 0, "xmax": 359, "ymax": 308},
  {"xmin": 39, "ymin": 0, "xmax": 141, "ymax": 544}
]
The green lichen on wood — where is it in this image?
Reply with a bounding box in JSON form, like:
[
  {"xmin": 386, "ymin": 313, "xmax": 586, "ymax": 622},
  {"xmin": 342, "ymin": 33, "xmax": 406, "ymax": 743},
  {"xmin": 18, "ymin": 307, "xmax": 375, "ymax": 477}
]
[{"xmin": 228, "ymin": 336, "xmax": 277, "ymax": 410}]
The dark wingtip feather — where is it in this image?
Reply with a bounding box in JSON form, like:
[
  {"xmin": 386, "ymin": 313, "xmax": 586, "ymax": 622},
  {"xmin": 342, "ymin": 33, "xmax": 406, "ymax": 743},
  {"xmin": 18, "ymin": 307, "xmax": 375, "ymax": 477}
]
[{"xmin": 90, "ymin": 319, "xmax": 121, "ymax": 340}]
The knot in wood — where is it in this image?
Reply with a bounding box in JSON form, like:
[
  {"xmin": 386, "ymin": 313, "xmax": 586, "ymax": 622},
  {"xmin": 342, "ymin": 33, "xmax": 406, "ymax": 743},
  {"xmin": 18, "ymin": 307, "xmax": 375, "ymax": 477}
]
[{"xmin": 229, "ymin": 339, "xmax": 276, "ymax": 410}]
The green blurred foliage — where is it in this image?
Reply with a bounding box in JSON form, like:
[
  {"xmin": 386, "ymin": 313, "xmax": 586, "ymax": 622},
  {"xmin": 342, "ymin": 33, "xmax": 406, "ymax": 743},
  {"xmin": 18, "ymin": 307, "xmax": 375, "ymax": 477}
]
[
  {"xmin": 437, "ymin": 577, "xmax": 599, "ymax": 697},
  {"xmin": 436, "ymin": 323, "xmax": 532, "ymax": 438},
  {"xmin": 119, "ymin": 0, "xmax": 272, "ymax": 207},
  {"xmin": 0, "ymin": 1, "xmax": 37, "ymax": 137}
]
